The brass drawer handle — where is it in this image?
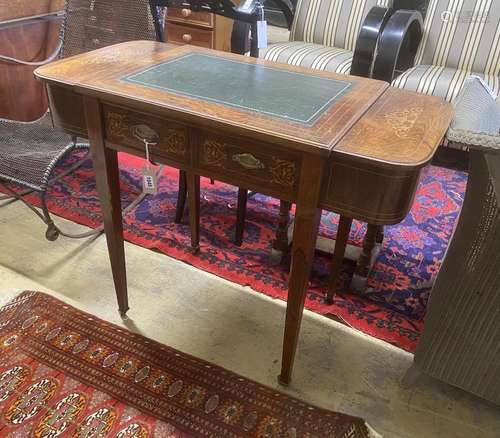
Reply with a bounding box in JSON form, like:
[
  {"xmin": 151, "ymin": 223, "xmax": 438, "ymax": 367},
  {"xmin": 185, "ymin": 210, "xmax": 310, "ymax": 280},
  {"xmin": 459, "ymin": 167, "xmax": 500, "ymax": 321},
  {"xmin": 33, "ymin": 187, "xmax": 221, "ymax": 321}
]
[
  {"xmin": 181, "ymin": 8, "xmax": 192, "ymax": 17},
  {"xmin": 182, "ymin": 33, "xmax": 193, "ymax": 43},
  {"xmin": 232, "ymin": 153, "xmax": 265, "ymax": 170},
  {"xmin": 132, "ymin": 124, "xmax": 159, "ymax": 145}
]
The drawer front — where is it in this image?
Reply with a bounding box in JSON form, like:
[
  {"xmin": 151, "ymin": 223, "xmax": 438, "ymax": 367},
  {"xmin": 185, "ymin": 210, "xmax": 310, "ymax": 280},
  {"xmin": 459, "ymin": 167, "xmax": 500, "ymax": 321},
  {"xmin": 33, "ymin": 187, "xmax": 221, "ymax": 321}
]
[
  {"xmin": 167, "ymin": 9, "xmax": 213, "ymax": 27},
  {"xmin": 196, "ymin": 132, "xmax": 301, "ymax": 195},
  {"xmin": 166, "ymin": 22, "xmax": 214, "ymax": 48},
  {"xmin": 103, "ymin": 105, "xmax": 189, "ymax": 163}
]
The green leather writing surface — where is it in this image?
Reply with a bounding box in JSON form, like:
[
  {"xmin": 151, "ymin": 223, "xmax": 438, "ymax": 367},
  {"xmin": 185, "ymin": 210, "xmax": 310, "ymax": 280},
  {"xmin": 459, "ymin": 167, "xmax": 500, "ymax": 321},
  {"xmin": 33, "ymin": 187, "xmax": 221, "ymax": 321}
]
[{"xmin": 123, "ymin": 53, "xmax": 352, "ymax": 125}]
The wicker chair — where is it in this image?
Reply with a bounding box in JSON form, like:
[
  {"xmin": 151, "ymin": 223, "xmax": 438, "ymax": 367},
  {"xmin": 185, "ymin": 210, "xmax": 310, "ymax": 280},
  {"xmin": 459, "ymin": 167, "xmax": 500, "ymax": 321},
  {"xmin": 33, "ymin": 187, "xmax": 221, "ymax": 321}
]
[
  {"xmin": 0, "ymin": 0, "xmax": 161, "ymax": 241},
  {"xmin": 411, "ymin": 100, "xmax": 500, "ymax": 404}
]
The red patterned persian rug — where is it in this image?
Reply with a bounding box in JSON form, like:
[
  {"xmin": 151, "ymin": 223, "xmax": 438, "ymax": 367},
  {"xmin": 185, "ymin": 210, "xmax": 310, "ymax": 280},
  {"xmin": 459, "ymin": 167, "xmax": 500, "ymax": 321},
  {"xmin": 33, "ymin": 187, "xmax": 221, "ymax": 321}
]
[
  {"xmin": 0, "ymin": 292, "xmax": 379, "ymax": 437},
  {"xmin": 1, "ymin": 152, "xmax": 467, "ymax": 352}
]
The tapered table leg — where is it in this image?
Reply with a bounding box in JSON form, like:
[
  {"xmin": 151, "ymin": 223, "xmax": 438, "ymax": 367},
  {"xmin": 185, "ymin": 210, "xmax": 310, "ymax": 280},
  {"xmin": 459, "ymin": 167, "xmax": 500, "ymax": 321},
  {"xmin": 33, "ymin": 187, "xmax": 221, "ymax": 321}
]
[
  {"xmin": 186, "ymin": 172, "xmax": 200, "ymax": 251},
  {"xmin": 279, "ymin": 155, "xmax": 324, "ymax": 385},
  {"xmin": 376, "ymin": 225, "xmax": 385, "ymax": 245},
  {"xmin": 326, "ymin": 215, "xmax": 353, "ymax": 304},
  {"xmin": 351, "ymin": 223, "xmax": 379, "ymax": 293},
  {"xmin": 234, "ymin": 188, "xmax": 247, "ymax": 246},
  {"xmin": 175, "ymin": 170, "xmax": 187, "ymax": 224},
  {"xmin": 270, "ymin": 200, "xmax": 292, "ymax": 265},
  {"xmin": 84, "ymin": 96, "xmax": 128, "ymax": 316}
]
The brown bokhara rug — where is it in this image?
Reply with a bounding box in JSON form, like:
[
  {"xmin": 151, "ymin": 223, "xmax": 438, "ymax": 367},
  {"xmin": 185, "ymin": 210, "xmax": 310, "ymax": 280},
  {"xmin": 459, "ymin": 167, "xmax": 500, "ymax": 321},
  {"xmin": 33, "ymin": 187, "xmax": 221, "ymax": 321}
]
[{"xmin": 0, "ymin": 292, "xmax": 378, "ymax": 437}]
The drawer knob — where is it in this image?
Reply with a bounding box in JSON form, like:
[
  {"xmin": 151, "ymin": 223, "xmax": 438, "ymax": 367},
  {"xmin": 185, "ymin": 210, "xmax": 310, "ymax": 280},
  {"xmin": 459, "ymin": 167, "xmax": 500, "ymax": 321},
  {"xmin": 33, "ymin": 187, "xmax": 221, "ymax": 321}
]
[
  {"xmin": 132, "ymin": 124, "xmax": 159, "ymax": 144},
  {"xmin": 232, "ymin": 153, "xmax": 265, "ymax": 170},
  {"xmin": 181, "ymin": 8, "xmax": 192, "ymax": 17},
  {"xmin": 182, "ymin": 33, "xmax": 193, "ymax": 43}
]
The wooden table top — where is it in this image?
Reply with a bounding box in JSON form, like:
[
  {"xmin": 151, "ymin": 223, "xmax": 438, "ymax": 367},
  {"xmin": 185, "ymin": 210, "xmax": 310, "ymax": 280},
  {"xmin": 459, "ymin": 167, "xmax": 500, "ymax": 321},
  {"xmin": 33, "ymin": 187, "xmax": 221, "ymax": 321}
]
[{"xmin": 35, "ymin": 40, "xmax": 452, "ymax": 168}]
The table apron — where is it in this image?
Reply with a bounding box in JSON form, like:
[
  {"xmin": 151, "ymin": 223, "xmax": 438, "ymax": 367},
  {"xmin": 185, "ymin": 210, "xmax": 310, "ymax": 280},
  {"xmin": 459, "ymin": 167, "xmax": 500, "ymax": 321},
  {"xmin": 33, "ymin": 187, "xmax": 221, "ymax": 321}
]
[{"xmin": 47, "ymin": 84, "xmax": 422, "ymax": 224}]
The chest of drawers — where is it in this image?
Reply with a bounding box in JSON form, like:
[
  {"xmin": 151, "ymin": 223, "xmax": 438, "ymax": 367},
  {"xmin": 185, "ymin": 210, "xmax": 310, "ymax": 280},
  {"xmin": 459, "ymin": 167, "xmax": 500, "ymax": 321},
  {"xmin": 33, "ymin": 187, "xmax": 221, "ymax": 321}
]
[{"xmin": 165, "ymin": 8, "xmax": 233, "ymax": 52}]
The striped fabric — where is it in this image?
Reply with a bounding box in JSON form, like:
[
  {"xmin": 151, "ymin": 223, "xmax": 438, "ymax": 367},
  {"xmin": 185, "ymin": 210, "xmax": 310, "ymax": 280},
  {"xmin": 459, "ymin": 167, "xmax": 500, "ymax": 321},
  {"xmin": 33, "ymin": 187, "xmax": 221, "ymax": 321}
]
[
  {"xmin": 394, "ymin": 0, "xmax": 500, "ymax": 102},
  {"xmin": 291, "ymin": 0, "xmax": 390, "ymax": 51},
  {"xmin": 262, "ymin": 0, "xmax": 391, "ymax": 75},
  {"xmin": 393, "ymin": 65, "xmax": 500, "ymax": 101},
  {"xmin": 263, "ymin": 42, "xmax": 354, "ymax": 75}
]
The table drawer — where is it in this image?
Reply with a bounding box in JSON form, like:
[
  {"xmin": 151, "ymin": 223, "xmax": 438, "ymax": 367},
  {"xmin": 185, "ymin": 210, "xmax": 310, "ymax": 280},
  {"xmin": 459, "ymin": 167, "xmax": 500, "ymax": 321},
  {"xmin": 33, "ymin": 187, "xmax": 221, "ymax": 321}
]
[
  {"xmin": 195, "ymin": 132, "xmax": 301, "ymax": 195},
  {"xmin": 103, "ymin": 105, "xmax": 189, "ymax": 163},
  {"xmin": 167, "ymin": 9, "xmax": 213, "ymax": 28},
  {"xmin": 166, "ymin": 22, "xmax": 214, "ymax": 48}
]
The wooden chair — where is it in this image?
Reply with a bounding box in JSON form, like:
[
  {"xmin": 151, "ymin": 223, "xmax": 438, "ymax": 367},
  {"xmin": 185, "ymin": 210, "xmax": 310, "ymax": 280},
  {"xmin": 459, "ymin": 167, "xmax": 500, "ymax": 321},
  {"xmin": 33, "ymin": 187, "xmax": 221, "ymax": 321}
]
[
  {"xmin": 149, "ymin": 1, "xmax": 419, "ymax": 302},
  {"xmin": 149, "ymin": 0, "xmax": 265, "ymax": 232},
  {"xmin": 232, "ymin": 0, "xmax": 397, "ymax": 247},
  {"xmin": 233, "ymin": 0, "xmax": 415, "ymax": 303}
]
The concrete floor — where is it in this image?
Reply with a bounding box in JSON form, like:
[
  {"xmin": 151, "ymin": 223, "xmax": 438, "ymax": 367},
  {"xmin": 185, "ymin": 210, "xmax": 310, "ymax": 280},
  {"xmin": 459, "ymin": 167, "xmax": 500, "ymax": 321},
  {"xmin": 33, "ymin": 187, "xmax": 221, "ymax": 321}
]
[{"xmin": 1, "ymin": 201, "xmax": 500, "ymax": 438}]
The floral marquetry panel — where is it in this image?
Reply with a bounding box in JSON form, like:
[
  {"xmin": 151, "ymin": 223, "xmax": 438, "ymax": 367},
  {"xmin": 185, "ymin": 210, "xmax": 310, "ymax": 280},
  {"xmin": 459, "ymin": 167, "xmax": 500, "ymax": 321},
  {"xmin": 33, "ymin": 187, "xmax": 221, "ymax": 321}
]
[
  {"xmin": 197, "ymin": 133, "xmax": 301, "ymax": 198},
  {"xmin": 200, "ymin": 140, "xmax": 227, "ymax": 168},
  {"xmin": 0, "ymin": 292, "xmax": 375, "ymax": 437},
  {"xmin": 103, "ymin": 105, "xmax": 189, "ymax": 163},
  {"xmin": 334, "ymin": 87, "xmax": 453, "ymax": 167}
]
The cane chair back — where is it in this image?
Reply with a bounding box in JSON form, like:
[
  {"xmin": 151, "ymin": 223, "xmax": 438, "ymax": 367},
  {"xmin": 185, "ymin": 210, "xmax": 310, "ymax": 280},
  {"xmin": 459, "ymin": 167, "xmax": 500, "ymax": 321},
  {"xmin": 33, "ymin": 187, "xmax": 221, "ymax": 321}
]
[
  {"xmin": 0, "ymin": 0, "xmax": 159, "ymax": 192},
  {"xmin": 0, "ymin": 0, "xmax": 161, "ymax": 240},
  {"xmin": 61, "ymin": 0, "xmax": 158, "ymax": 59}
]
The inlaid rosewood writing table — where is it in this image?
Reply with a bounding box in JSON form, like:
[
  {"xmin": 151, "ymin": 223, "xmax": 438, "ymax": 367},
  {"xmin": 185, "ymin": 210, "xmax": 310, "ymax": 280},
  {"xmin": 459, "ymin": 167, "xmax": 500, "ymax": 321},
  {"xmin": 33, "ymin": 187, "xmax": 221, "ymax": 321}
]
[{"xmin": 35, "ymin": 41, "xmax": 452, "ymax": 384}]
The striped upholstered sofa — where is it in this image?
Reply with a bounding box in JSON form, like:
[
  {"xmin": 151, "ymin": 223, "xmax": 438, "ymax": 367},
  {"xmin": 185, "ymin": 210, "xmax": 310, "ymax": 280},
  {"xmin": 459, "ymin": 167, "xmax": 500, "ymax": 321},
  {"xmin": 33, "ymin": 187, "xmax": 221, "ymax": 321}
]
[
  {"xmin": 389, "ymin": 0, "xmax": 500, "ymax": 102},
  {"xmin": 263, "ymin": 0, "xmax": 391, "ymax": 75}
]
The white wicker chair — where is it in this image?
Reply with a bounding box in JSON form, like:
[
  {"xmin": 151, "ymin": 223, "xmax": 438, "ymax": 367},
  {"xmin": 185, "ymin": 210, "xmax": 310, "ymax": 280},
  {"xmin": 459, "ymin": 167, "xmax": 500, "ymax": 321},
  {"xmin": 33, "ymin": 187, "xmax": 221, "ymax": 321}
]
[{"xmin": 413, "ymin": 85, "xmax": 500, "ymax": 403}]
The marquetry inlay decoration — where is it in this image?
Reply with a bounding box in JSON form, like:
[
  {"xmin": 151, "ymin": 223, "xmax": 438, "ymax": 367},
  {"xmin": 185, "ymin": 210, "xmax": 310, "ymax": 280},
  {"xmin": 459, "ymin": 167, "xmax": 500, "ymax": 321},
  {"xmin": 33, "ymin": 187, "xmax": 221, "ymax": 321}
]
[
  {"xmin": 270, "ymin": 158, "xmax": 296, "ymax": 187},
  {"xmin": 106, "ymin": 112, "xmax": 129, "ymax": 138},
  {"xmin": 162, "ymin": 130, "xmax": 186, "ymax": 156},
  {"xmin": 384, "ymin": 107, "xmax": 424, "ymax": 139},
  {"xmin": 106, "ymin": 112, "xmax": 186, "ymax": 156},
  {"xmin": 202, "ymin": 140, "xmax": 227, "ymax": 167}
]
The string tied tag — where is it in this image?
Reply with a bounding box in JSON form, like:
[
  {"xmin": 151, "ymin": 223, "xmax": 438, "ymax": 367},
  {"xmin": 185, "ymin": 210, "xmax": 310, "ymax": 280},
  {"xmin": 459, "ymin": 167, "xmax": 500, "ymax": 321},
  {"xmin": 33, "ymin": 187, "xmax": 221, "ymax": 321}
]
[
  {"xmin": 142, "ymin": 139, "xmax": 158, "ymax": 195},
  {"xmin": 257, "ymin": 1, "xmax": 268, "ymax": 49}
]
